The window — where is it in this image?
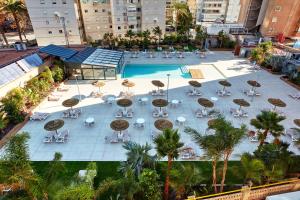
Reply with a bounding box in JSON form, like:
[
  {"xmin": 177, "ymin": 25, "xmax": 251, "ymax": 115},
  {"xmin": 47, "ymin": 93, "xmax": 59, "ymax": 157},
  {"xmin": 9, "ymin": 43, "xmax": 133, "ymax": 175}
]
[
  {"xmin": 59, "ymin": 30, "xmax": 63, "ymax": 33},
  {"xmin": 95, "ymin": 9, "xmax": 98, "ymax": 12},
  {"xmin": 52, "ymin": 0, "xmax": 56, "ymax": 4},
  {"xmin": 117, "ymin": 18, "xmax": 120, "ymax": 21},
  {"xmin": 102, "ymin": 9, "xmax": 106, "ymax": 12},
  {"xmin": 62, "ymin": 0, "xmax": 66, "ymax": 4},
  {"xmin": 137, "ymin": 8, "xmax": 141, "ymax": 12},
  {"xmin": 137, "ymin": 16, "xmax": 140, "ymax": 20},
  {"xmin": 40, "ymin": 0, "xmax": 45, "ymax": 4},
  {"xmin": 272, "ymin": 17, "xmax": 277, "ymax": 23},
  {"xmin": 129, "ymin": 25, "xmax": 134, "ymax": 29},
  {"xmin": 48, "ymin": 31, "xmax": 52, "ymax": 34},
  {"xmin": 118, "ymin": 26, "xmax": 121, "ymax": 30},
  {"xmin": 110, "ymin": 25, "xmax": 112, "ymax": 28},
  {"xmin": 69, "ymin": 30, "xmax": 72, "ymax": 33},
  {"xmin": 275, "ymin": 6, "xmax": 281, "ymax": 11},
  {"xmin": 84, "ymin": 9, "xmax": 88, "ymax": 13},
  {"xmin": 124, "ymin": 26, "xmax": 127, "ymax": 29},
  {"xmin": 46, "ymin": 20, "xmax": 49, "ymax": 25}
]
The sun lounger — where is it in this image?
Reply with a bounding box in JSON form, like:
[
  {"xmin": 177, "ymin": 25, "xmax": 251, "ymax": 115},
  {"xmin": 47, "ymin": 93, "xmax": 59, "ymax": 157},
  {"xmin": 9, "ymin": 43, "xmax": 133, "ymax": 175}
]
[
  {"xmin": 43, "ymin": 136, "xmax": 53, "ymax": 143},
  {"xmin": 48, "ymin": 95, "xmax": 60, "ymax": 101},
  {"xmin": 152, "ymin": 112, "xmax": 159, "ymax": 118},
  {"xmin": 126, "ymin": 112, "xmax": 133, "ymax": 118},
  {"xmin": 30, "ymin": 112, "xmax": 49, "ymax": 121},
  {"xmin": 289, "ymin": 92, "xmax": 300, "ymax": 99},
  {"xmin": 57, "ymin": 85, "xmax": 70, "ymax": 92},
  {"xmin": 115, "ymin": 112, "xmax": 122, "ymax": 118},
  {"xmin": 162, "ymin": 112, "xmax": 168, "ymax": 118}
]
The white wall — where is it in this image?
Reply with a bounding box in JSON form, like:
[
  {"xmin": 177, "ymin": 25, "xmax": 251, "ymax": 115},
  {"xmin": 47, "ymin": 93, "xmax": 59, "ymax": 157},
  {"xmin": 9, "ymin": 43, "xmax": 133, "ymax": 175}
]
[
  {"xmin": 25, "ymin": 0, "xmax": 82, "ymax": 46},
  {"xmin": 141, "ymin": 0, "xmax": 166, "ymax": 33}
]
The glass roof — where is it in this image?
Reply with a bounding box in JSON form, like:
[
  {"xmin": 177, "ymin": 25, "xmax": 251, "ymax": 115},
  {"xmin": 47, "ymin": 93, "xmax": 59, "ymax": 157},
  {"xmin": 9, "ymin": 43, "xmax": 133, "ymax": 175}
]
[{"xmin": 82, "ymin": 48, "xmax": 123, "ymax": 67}]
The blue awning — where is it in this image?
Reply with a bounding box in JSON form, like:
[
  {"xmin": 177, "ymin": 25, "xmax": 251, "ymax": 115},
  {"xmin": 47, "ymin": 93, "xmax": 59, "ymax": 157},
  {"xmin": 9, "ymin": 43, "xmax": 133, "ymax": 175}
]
[
  {"xmin": 39, "ymin": 44, "xmax": 78, "ymax": 59},
  {"xmin": 17, "ymin": 53, "xmax": 43, "ymax": 72},
  {"xmin": 65, "ymin": 47, "xmax": 96, "ymax": 63}
]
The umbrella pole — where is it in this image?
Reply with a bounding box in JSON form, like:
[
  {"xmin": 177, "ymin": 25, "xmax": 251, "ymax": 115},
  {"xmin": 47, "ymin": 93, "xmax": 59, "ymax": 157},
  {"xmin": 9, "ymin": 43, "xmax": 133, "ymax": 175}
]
[{"xmin": 223, "ymin": 86, "xmax": 226, "ymax": 92}]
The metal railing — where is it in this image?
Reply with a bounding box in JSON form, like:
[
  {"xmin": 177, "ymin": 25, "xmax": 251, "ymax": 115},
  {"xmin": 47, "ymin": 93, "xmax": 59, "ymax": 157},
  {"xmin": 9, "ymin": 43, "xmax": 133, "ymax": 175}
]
[{"xmin": 187, "ymin": 179, "xmax": 300, "ymax": 200}]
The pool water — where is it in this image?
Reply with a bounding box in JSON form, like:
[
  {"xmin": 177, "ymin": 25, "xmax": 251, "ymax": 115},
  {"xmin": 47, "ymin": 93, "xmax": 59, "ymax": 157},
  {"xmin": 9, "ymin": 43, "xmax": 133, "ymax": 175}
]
[{"xmin": 122, "ymin": 64, "xmax": 191, "ymax": 79}]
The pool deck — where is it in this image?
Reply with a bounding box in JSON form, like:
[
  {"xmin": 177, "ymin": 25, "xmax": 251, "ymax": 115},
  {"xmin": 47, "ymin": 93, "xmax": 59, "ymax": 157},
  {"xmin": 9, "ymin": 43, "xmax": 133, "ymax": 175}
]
[{"xmin": 2, "ymin": 51, "xmax": 300, "ymax": 161}]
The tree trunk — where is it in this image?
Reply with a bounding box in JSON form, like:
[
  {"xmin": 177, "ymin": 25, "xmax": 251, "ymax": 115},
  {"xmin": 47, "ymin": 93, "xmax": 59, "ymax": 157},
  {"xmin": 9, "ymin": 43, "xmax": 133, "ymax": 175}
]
[
  {"xmin": 212, "ymin": 159, "xmax": 218, "ymax": 193},
  {"xmin": 0, "ymin": 30, "xmax": 9, "ymax": 46},
  {"xmin": 259, "ymin": 129, "xmax": 269, "ymax": 147},
  {"xmin": 12, "ymin": 13, "xmax": 23, "ymax": 42},
  {"xmin": 164, "ymin": 155, "xmax": 172, "ymax": 200},
  {"xmin": 220, "ymin": 150, "xmax": 232, "ymax": 192}
]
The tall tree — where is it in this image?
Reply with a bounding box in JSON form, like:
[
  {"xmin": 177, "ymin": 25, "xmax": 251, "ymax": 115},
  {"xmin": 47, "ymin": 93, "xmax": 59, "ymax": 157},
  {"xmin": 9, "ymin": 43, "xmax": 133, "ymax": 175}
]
[
  {"xmin": 209, "ymin": 117, "xmax": 247, "ymax": 192},
  {"xmin": 154, "ymin": 128, "xmax": 184, "ymax": 200},
  {"xmin": 185, "ymin": 127, "xmax": 224, "ymax": 193},
  {"xmin": 195, "ymin": 25, "xmax": 207, "ymax": 49},
  {"xmin": 170, "ymin": 163, "xmax": 203, "ymax": 199},
  {"xmin": 142, "ymin": 29, "xmax": 151, "ymax": 49},
  {"xmin": 119, "ymin": 141, "xmax": 155, "ymax": 177},
  {"xmin": 250, "ymin": 111, "xmax": 285, "ymax": 147},
  {"xmin": 0, "ymin": 0, "xmax": 26, "ymax": 42},
  {"xmin": 217, "ymin": 30, "xmax": 226, "ymax": 48},
  {"xmin": 0, "ymin": 13, "xmax": 9, "ymax": 45},
  {"xmin": 152, "ymin": 26, "xmax": 162, "ymax": 47},
  {"xmin": 238, "ymin": 153, "xmax": 265, "ymax": 184},
  {"xmin": 125, "ymin": 30, "xmax": 135, "ymax": 47},
  {"xmin": 173, "ymin": 2, "xmax": 192, "ymax": 35},
  {"xmin": 0, "ymin": 132, "xmax": 44, "ymax": 199}
]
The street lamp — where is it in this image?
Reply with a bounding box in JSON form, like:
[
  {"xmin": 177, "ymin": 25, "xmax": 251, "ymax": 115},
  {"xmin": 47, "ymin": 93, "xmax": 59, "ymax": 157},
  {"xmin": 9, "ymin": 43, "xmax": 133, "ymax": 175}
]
[
  {"xmin": 166, "ymin": 74, "xmax": 170, "ymax": 101},
  {"xmin": 54, "ymin": 12, "xmax": 69, "ymax": 47},
  {"xmin": 74, "ymin": 74, "xmax": 81, "ymax": 101}
]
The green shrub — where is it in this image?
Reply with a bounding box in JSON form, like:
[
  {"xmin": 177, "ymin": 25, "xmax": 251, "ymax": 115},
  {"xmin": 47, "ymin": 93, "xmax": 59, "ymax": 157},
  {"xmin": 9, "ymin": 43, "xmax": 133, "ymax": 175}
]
[
  {"xmin": 1, "ymin": 88, "xmax": 25, "ymax": 123},
  {"xmin": 52, "ymin": 65, "xmax": 64, "ymax": 82},
  {"xmin": 40, "ymin": 66, "xmax": 54, "ymax": 84}
]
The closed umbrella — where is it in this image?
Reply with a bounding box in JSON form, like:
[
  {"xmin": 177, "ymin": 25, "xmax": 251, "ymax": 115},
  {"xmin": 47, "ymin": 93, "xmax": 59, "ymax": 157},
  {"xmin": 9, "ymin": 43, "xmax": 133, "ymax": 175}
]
[
  {"xmin": 268, "ymin": 98, "xmax": 286, "ymax": 111},
  {"xmin": 44, "ymin": 119, "xmax": 64, "ymax": 133},
  {"xmin": 154, "ymin": 119, "xmax": 173, "ymax": 131}
]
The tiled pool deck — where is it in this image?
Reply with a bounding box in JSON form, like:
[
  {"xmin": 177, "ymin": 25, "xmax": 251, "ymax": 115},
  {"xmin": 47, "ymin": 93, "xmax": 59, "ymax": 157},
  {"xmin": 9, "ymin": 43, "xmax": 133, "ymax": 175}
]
[{"xmin": 3, "ymin": 51, "xmax": 300, "ymax": 161}]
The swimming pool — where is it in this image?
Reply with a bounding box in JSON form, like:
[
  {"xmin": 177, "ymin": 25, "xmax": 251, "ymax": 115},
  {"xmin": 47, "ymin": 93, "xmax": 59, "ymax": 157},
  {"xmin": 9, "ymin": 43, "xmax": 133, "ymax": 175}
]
[{"xmin": 122, "ymin": 64, "xmax": 191, "ymax": 79}]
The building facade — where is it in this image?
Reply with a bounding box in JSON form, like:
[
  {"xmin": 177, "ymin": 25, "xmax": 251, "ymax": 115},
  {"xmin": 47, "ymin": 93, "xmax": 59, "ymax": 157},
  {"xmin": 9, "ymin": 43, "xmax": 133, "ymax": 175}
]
[
  {"xmin": 259, "ymin": 0, "xmax": 300, "ymax": 38},
  {"xmin": 25, "ymin": 0, "xmax": 166, "ymax": 46},
  {"xmin": 24, "ymin": 0, "xmax": 84, "ymax": 46}
]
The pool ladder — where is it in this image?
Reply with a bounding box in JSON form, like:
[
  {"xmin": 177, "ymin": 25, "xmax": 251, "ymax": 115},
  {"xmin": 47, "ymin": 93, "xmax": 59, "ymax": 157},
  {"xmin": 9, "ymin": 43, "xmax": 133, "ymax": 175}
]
[{"xmin": 180, "ymin": 66, "xmax": 189, "ymax": 74}]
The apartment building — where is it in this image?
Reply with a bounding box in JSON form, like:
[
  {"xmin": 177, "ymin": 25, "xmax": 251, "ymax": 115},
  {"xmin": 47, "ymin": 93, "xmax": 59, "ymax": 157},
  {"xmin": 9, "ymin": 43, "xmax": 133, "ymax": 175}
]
[
  {"xmin": 24, "ymin": 0, "xmax": 83, "ymax": 46},
  {"xmin": 80, "ymin": 0, "xmax": 112, "ymax": 41},
  {"xmin": 25, "ymin": 0, "xmax": 166, "ymax": 45},
  {"xmin": 260, "ymin": 0, "xmax": 300, "ymax": 38}
]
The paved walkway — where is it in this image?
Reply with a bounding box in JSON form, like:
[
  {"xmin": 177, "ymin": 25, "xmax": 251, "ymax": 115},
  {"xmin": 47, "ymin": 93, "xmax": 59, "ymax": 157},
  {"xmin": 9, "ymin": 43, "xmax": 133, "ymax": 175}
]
[{"xmin": 3, "ymin": 51, "xmax": 299, "ymax": 161}]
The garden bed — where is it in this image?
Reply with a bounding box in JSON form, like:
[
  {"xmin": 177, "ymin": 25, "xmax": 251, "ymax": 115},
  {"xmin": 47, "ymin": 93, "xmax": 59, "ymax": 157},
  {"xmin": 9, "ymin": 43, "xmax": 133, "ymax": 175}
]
[{"xmin": 280, "ymin": 76, "xmax": 300, "ymax": 91}]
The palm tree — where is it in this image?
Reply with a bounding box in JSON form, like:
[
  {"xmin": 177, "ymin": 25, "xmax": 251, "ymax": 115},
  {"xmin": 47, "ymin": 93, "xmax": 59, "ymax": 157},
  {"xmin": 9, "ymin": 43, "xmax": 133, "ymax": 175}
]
[
  {"xmin": 154, "ymin": 128, "xmax": 184, "ymax": 200},
  {"xmin": 0, "ymin": 110, "xmax": 9, "ymax": 136},
  {"xmin": 195, "ymin": 25, "xmax": 207, "ymax": 49},
  {"xmin": 238, "ymin": 153, "xmax": 265, "ymax": 184},
  {"xmin": 0, "ymin": 13, "xmax": 9, "ymax": 46},
  {"xmin": 210, "ymin": 117, "xmax": 247, "ymax": 192},
  {"xmin": 125, "ymin": 30, "xmax": 135, "ymax": 47},
  {"xmin": 119, "ymin": 141, "xmax": 155, "ymax": 177},
  {"xmin": 170, "ymin": 163, "xmax": 203, "ymax": 199},
  {"xmin": 173, "ymin": 3, "xmax": 190, "ymax": 34},
  {"xmin": 217, "ymin": 30, "xmax": 226, "ymax": 48},
  {"xmin": 96, "ymin": 167, "xmax": 140, "ymax": 200},
  {"xmin": 251, "ymin": 111, "xmax": 286, "ymax": 147},
  {"xmin": 152, "ymin": 26, "xmax": 162, "ymax": 47},
  {"xmin": 185, "ymin": 127, "xmax": 224, "ymax": 193},
  {"xmin": 0, "ymin": 0, "xmax": 26, "ymax": 42},
  {"xmin": 142, "ymin": 29, "xmax": 151, "ymax": 49}
]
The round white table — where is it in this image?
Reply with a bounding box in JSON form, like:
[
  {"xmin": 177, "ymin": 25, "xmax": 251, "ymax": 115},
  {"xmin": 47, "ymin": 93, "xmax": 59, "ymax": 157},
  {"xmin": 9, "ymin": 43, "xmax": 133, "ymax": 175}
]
[
  {"xmin": 107, "ymin": 97, "xmax": 115, "ymax": 101},
  {"xmin": 85, "ymin": 117, "xmax": 94, "ymax": 126},
  {"xmin": 211, "ymin": 97, "xmax": 218, "ymax": 102},
  {"xmin": 172, "ymin": 99, "xmax": 179, "ymax": 104},
  {"xmin": 136, "ymin": 118, "xmax": 145, "ymax": 124},
  {"xmin": 177, "ymin": 116, "xmax": 186, "ymax": 125},
  {"xmin": 141, "ymin": 97, "xmax": 148, "ymax": 103}
]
